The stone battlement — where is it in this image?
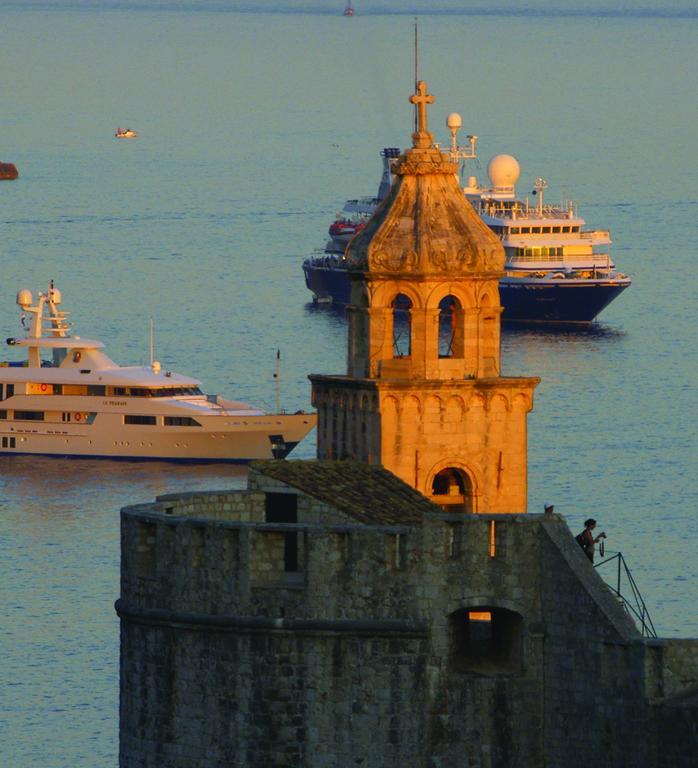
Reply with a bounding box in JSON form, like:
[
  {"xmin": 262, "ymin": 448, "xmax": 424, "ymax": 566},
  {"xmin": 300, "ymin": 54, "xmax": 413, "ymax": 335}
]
[
  {"xmin": 118, "ymin": 468, "xmax": 698, "ymax": 768},
  {"xmin": 120, "ymin": 493, "xmax": 638, "ymax": 638}
]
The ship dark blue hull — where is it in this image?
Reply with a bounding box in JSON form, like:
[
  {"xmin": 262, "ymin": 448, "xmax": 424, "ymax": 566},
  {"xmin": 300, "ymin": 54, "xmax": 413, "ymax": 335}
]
[
  {"xmin": 498, "ymin": 278, "xmax": 630, "ymax": 323},
  {"xmin": 303, "ymin": 261, "xmax": 630, "ymax": 323},
  {"xmin": 303, "ymin": 260, "xmax": 353, "ymax": 304}
]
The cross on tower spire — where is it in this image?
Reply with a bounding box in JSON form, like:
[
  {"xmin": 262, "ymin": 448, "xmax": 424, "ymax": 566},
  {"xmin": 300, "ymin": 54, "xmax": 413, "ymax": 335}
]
[{"xmin": 409, "ymin": 80, "xmax": 435, "ymax": 148}]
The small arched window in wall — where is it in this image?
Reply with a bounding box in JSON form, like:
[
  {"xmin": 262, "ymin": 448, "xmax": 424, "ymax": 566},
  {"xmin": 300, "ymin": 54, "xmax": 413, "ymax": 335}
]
[
  {"xmin": 449, "ymin": 607, "xmax": 523, "ymax": 675},
  {"xmin": 431, "ymin": 467, "xmax": 474, "ymax": 513},
  {"xmin": 438, "ymin": 295, "xmax": 463, "ymax": 358},
  {"xmin": 392, "ymin": 293, "xmax": 412, "ymax": 358}
]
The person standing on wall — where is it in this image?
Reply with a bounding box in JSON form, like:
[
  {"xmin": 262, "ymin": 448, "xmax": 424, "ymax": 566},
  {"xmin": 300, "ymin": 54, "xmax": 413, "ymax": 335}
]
[{"xmin": 576, "ymin": 518, "xmax": 606, "ymax": 563}]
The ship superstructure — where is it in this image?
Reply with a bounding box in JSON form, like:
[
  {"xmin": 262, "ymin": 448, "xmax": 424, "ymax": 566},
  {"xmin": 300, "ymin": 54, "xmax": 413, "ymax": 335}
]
[{"xmin": 466, "ymin": 153, "xmax": 630, "ymax": 322}]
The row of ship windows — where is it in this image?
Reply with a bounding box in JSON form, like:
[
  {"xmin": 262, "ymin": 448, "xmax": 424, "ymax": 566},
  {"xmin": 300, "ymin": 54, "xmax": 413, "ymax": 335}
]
[
  {"xmin": 0, "ymin": 410, "xmax": 201, "ymax": 426},
  {"xmin": 491, "ymin": 225, "xmax": 580, "ymax": 235},
  {"xmin": 0, "ymin": 384, "xmax": 203, "ymax": 399},
  {"xmin": 513, "ymin": 247, "xmax": 563, "ymax": 258},
  {"xmin": 123, "ymin": 416, "xmax": 201, "ymax": 426},
  {"xmin": 112, "ymin": 387, "xmax": 203, "ymax": 398}
]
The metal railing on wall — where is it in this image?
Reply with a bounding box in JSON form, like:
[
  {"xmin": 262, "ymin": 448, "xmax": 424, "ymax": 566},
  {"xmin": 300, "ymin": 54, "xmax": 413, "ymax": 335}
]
[{"xmin": 594, "ymin": 551, "xmax": 657, "ymax": 638}]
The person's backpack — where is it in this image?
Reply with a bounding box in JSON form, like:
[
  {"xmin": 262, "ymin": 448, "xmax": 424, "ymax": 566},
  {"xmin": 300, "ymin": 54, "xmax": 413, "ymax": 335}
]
[{"xmin": 575, "ymin": 531, "xmax": 588, "ymax": 551}]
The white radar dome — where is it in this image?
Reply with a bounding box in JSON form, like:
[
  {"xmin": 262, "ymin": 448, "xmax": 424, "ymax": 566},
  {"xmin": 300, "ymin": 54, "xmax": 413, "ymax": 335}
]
[
  {"xmin": 487, "ymin": 154, "xmax": 521, "ymax": 188},
  {"xmin": 17, "ymin": 289, "xmax": 33, "ymax": 308},
  {"xmin": 447, "ymin": 112, "xmax": 463, "ymax": 130}
]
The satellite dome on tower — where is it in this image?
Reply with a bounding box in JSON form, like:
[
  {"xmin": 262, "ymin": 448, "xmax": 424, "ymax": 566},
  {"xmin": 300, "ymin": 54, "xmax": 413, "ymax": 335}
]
[
  {"xmin": 487, "ymin": 154, "xmax": 520, "ymax": 189},
  {"xmin": 446, "ymin": 112, "xmax": 463, "ymax": 130},
  {"xmin": 16, "ymin": 289, "xmax": 33, "ymax": 308}
]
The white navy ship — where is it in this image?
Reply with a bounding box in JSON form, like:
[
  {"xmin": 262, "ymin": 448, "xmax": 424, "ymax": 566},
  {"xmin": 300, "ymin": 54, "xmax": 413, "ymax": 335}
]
[
  {"xmin": 303, "ymin": 116, "xmax": 631, "ymax": 323},
  {"xmin": 0, "ymin": 283, "xmax": 315, "ymax": 462}
]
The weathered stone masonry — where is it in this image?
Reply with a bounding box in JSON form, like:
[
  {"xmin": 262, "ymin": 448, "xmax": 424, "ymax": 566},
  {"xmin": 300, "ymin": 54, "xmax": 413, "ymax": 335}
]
[{"xmin": 117, "ymin": 462, "xmax": 698, "ymax": 768}]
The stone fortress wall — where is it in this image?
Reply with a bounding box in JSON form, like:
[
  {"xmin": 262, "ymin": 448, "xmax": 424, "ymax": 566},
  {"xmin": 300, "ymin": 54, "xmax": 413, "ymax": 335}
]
[{"xmin": 117, "ymin": 468, "xmax": 698, "ymax": 768}]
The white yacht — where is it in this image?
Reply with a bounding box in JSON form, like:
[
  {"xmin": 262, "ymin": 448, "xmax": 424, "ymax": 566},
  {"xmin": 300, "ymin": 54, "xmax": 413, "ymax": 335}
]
[{"xmin": 0, "ymin": 283, "xmax": 315, "ymax": 462}]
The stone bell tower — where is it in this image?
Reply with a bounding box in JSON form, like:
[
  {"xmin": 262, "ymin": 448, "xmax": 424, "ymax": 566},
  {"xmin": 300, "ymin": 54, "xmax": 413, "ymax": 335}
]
[{"xmin": 310, "ymin": 82, "xmax": 539, "ymax": 513}]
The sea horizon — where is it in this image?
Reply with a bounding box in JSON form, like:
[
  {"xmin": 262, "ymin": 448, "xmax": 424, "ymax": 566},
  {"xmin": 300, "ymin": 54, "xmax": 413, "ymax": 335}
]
[{"xmin": 3, "ymin": 0, "xmax": 698, "ymax": 19}]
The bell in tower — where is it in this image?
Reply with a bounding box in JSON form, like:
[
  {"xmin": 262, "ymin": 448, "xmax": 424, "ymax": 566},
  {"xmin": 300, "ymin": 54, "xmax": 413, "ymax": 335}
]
[{"xmin": 310, "ymin": 81, "xmax": 539, "ymax": 514}]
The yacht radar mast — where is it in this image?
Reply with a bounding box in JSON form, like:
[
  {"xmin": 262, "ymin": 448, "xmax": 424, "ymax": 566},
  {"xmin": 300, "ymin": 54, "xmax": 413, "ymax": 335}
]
[
  {"xmin": 446, "ymin": 112, "xmax": 478, "ymax": 177},
  {"xmin": 533, "ymin": 176, "xmax": 548, "ymax": 215},
  {"xmin": 17, "ymin": 281, "xmax": 70, "ymax": 338}
]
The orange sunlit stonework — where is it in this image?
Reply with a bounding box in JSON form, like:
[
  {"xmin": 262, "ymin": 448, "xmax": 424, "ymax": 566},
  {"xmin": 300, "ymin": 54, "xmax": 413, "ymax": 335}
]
[{"xmin": 310, "ymin": 81, "xmax": 539, "ymax": 513}]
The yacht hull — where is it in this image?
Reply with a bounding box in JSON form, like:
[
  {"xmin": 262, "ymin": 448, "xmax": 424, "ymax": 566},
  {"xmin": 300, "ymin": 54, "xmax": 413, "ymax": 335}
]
[
  {"xmin": 0, "ymin": 410, "xmax": 315, "ymax": 463},
  {"xmin": 303, "ymin": 261, "xmax": 629, "ymax": 323}
]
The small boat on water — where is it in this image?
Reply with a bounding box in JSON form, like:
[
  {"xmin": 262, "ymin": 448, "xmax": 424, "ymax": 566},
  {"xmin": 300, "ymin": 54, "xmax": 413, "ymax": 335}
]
[
  {"xmin": 115, "ymin": 127, "xmax": 138, "ymax": 139},
  {"xmin": 0, "ymin": 162, "xmax": 19, "ymax": 180},
  {"xmin": 343, "ymin": 2, "xmax": 355, "ymax": 16},
  {"xmin": 302, "ymin": 117, "xmax": 631, "ymax": 323},
  {"xmin": 0, "ymin": 283, "xmax": 316, "ymax": 462}
]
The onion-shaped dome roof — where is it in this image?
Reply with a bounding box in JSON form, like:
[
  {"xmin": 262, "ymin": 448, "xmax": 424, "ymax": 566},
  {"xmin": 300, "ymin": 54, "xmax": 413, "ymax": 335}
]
[{"xmin": 345, "ymin": 85, "xmax": 504, "ymax": 277}]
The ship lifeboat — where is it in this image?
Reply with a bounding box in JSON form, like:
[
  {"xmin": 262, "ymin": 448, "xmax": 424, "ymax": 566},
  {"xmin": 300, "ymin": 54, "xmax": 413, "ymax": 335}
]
[{"xmin": 328, "ymin": 219, "xmax": 366, "ymax": 237}]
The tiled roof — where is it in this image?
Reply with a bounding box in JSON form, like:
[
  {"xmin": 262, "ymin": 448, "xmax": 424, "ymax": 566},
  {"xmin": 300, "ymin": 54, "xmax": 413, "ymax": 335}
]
[{"xmin": 250, "ymin": 460, "xmax": 439, "ymax": 525}]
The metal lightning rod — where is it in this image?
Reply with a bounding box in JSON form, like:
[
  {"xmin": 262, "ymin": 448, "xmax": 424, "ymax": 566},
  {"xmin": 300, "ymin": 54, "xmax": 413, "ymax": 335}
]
[{"xmin": 414, "ymin": 18, "xmax": 419, "ymax": 133}]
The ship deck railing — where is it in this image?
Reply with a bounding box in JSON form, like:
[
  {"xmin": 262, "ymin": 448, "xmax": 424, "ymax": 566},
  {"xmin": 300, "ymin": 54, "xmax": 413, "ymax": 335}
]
[
  {"xmin": 480, "ymin": 203, "xmax": 577, "ymax": 220},
  {"xmin": 507, "ymin": 252, "xmax": 613, "ymax": 267}
]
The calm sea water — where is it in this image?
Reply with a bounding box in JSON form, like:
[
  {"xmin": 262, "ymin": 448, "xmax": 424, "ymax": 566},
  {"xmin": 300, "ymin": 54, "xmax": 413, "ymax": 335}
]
[{"xmin": 1, "ymin": 6, "xmax": 696, "ymax": 766}]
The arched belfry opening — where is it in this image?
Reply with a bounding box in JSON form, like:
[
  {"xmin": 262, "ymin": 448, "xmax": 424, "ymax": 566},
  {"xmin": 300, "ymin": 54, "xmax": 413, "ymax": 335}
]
[
  {"xmin": 392, "ymin": 294, "xmax": 412, "ymax": 358},
  {"xmin": 310, "ymin": 78, "xmax": 539, "ymax": 513},
  {"xmin": 431, "ymin": 467, "xmax": 474, "ymax": 513},
  {"xmin": 438, "ymin": 295, "xmax": 463, "ymax": 358}
]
